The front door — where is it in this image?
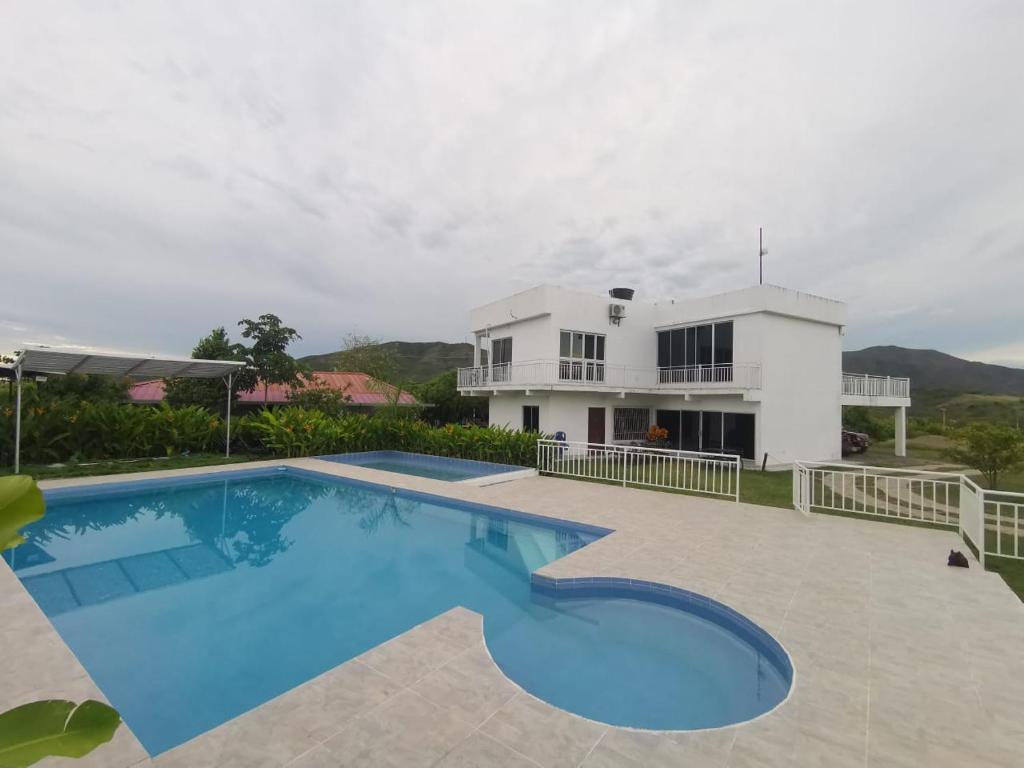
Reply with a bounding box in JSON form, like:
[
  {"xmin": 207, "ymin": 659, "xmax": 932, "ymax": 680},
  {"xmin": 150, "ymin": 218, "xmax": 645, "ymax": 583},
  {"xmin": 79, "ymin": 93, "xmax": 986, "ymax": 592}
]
[{"xmin": 587, "ymin": 407, "xmax": 605, "ymax": 444}]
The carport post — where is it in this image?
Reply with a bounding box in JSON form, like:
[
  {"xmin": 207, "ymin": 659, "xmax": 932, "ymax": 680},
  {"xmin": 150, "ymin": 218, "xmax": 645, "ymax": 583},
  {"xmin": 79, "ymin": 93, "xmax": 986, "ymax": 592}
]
[
  {"xmin": 224, "ymin": 372, "xmax": 233, "ymax": 458},
  {"xmin": 13, "ymin": 363, "xmax": 22, "ymax": 474}
]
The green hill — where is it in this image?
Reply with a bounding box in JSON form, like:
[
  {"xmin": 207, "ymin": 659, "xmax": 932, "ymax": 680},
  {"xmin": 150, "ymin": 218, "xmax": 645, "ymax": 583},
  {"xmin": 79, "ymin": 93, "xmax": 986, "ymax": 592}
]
[{"xmin": 300, "ymin": 341, "xmax": 473, "ymax": 383}]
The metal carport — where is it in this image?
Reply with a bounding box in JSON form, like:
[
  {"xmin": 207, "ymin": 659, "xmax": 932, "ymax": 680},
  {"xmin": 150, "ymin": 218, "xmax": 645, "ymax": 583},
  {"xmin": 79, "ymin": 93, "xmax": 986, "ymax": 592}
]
[{"xmin": 3, "ymin": 345, "xmax": 246, "ymax": 474}]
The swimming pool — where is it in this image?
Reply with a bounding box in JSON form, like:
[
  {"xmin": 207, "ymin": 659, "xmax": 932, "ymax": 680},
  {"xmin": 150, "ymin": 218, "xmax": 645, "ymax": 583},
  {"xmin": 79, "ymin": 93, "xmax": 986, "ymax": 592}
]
[
  {"xmin": 317, "ymin": 450, "xmax": 527, "ymax": 482},
  {"xmin": 6, "ymin": 468, "xmax": 791, "ymax": 754}
]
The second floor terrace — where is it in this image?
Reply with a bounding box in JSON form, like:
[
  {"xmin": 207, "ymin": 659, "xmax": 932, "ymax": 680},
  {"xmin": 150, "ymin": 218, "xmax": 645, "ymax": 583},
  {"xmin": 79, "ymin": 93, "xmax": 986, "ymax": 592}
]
[
  {"xmin": 457, "ymin": 361, "xmax": 911, "ymax": 403},
  {"xmin": 457, "ymin": 359, "xmax": 763, "ymax": 395}
]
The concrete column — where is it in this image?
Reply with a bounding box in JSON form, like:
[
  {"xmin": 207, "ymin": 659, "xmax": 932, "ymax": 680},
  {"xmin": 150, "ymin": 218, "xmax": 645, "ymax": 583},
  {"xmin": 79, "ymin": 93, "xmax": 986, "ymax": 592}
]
[{"xmin": 895, "ymin": 406, "xmax": 907, "ymax": 457}]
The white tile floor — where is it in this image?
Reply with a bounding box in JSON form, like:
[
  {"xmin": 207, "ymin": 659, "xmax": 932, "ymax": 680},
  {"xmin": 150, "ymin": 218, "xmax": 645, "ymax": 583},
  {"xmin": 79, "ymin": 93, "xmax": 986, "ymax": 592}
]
[{"xmin": 4, "ymin": 458, "xmax": 1023, "ymax": 767}]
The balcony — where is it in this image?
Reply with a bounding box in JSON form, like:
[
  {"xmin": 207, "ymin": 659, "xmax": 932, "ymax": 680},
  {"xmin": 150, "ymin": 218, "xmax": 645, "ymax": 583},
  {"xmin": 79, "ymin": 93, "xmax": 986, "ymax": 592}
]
[
  {"xmin": 457, "ymin": 360, "xmax": 762, "ymax": 394},
  {"xmin": 841, "ymin": 372, "xmax": 911, "ymax": 405}
]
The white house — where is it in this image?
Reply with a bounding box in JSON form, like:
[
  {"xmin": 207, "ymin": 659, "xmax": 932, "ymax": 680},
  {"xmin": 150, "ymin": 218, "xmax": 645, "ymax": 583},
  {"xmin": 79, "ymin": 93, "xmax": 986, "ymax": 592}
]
[{"xmin": 456, "ymin": 284, "xmax": 911, "ymax": 466}]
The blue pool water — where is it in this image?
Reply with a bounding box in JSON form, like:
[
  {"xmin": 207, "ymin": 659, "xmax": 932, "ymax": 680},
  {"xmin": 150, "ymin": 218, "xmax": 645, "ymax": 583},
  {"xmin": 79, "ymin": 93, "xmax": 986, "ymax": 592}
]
[
  {"xmin": 5, "ymin": 468, "xmax": 791, "ymax": 754},
  {"xmin": 318, "ymin": 450, "xmax": 525, "ymax": 481}
]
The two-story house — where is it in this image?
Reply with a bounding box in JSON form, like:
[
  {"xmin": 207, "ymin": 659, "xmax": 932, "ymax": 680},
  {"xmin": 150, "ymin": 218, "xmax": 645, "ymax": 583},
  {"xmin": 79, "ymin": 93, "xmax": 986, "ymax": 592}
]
[{"xmin": 456, "ymin": 284, "xmax": 911, "ymax": 465}]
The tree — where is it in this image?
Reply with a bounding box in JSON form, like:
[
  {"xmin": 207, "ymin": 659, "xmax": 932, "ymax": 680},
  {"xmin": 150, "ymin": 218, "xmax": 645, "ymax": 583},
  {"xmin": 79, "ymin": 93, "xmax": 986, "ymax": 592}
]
[
  {"xmin": 36, "ymin": 374, "xmax": 128, "ymax": 405},
  {"xmin": 287, "ymin": 381, "xmax": 351, "ymax": 415},
  {"xmin": 337, "ymin": 335, "xmax": 399, "ymax": 384},
  {"xmin": 164, "ymin": 328, "xmax": 256, "ymax": 413},
  {"xmin": 412, "ymin": 370, "xmax": 487, "ymax": 425},
  {"xmin": 946, "ymin": 422, "xmax": 1024, "ymax": 489},
  {"xmin": 336, "ymin": 335, "xmax": 415, "ymax": 420},
  {"xmin": 237, "ymin": 315, "xmax": 304, "ymax": 405}
]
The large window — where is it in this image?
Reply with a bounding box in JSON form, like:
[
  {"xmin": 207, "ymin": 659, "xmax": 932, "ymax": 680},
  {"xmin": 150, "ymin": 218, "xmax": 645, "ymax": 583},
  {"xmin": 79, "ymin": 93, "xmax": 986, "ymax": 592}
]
[
  {"xmin": 522, "ymin": 405, "xmax": 540, "ymax": 432},
  {"xmin": 655, "ymin": 409, "xmax": 754, "ymax": 459},
  {"xmin": 559, "ymin": 330, "xmax": 605, "ymax": 383},
  {"xmin": 613, "ymin": 407, "xmax": 649, "ymax": 441},
  {"xmin": 656, "ymin": 321, "xmax": 734, "ymax": 382}
]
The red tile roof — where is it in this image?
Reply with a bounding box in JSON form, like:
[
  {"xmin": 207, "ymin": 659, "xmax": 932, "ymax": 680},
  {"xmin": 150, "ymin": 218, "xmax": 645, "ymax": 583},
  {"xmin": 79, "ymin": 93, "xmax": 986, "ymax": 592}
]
[{"xmin": 128, "ymin": 371, "xmax": 419, "ymax": 406}]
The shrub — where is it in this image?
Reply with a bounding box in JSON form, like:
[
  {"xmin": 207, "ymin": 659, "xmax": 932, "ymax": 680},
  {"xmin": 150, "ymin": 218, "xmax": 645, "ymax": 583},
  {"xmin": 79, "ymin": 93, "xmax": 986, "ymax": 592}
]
[
  {"xmin": 1, "ymin": 401, "xmax": 543, "ymax": 469},
  {"xmin": 236, "ymin": 408, "xmax": 543, "ymax": 466}
]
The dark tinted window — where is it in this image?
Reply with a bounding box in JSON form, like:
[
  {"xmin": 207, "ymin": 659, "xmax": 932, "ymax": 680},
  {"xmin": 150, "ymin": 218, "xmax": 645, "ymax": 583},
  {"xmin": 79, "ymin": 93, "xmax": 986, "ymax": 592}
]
[
  {"xmin": 657, "ymin": 331, "xmax": 671, "ymax": 368},
  {"xmin": 522, "ymin": 405, "xmax": 540, "ymax": 432},
  {"xmin": 714, "ymin": 322, "xmax": 733, "ymax": 366},
  {"xmin": 697, "ymin": 325, "xmax": 714, "ymax": 366}
]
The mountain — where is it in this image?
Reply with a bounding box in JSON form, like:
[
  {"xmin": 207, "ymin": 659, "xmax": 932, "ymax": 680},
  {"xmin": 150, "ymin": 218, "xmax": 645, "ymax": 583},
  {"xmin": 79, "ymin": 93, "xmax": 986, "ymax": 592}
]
[
  {"xmin": 843, "ymin": 346, "xmax": 1024, "ymax": 394},
  {"xmin": 299, "ymin": 341, "xmax": 473, "ymax": 383}
]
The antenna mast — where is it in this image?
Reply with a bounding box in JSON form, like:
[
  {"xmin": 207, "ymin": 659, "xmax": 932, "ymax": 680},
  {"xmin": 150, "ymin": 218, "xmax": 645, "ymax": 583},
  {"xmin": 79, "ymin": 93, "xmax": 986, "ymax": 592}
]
[{"xmin": 759, "ymin": 227, "xmax": 767, "ymax": 285}]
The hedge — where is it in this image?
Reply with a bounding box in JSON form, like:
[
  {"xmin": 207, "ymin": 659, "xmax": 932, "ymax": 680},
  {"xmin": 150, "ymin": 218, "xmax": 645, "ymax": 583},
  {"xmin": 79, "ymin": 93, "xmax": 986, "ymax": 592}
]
[{"xmin": 0, "ymin": 400, "xmax": 541, "ymax": 468}]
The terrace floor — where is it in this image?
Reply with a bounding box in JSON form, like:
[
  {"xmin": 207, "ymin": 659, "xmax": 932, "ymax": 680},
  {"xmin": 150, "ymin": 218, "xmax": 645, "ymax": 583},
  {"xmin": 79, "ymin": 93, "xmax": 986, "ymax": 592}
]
[{"xmin": 4, "ymin": 458, "xmax": 1024, "ymax": 767}]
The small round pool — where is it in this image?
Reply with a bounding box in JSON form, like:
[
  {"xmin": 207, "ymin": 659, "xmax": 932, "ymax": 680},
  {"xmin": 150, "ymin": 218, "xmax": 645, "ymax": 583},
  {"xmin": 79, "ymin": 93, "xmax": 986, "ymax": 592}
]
[{"xmin": 485, "ymin": 581, "xmax": 793, "ymax": 730}]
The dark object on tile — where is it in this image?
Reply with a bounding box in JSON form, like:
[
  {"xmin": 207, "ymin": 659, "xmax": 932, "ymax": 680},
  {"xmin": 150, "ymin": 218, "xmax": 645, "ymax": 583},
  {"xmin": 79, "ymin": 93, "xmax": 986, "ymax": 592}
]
[{"xmin": 948, "ymin": 550, "xmax": 970, "ymax": 568}]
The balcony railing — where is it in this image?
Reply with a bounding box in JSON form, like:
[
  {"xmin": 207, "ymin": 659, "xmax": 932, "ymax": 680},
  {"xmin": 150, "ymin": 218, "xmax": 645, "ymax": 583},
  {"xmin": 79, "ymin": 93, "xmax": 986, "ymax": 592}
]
[
  {"xmin": 457, "ymin": 360, "xmax": 762, "ymax": 391},
  {"xmin": 842, "ymin": 372, "xmax": 910, "ymax": 399}
]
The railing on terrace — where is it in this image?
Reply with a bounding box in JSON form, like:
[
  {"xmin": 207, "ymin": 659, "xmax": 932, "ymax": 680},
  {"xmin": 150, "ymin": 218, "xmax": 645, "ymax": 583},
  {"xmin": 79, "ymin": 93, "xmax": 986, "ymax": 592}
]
[
  {"xmin": 842, "ymin": 372, "xmax": 910, "ymax": 399},
  {"xmin": 793, "ymin": 461, "xmax": 1024, "ymax": 567},
  {"xmin": 458, "ymin": 360, "xmax": 761, "ymax": 391},
  {"xmin": 537, "ymin": 439, "xmax": 741, "ymax": 501}
]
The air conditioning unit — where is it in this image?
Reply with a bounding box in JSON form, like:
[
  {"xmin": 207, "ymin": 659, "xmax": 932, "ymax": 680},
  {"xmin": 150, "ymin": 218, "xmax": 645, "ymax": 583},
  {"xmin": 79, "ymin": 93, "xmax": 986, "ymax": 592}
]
[{"xmin": 609, "ymin": 303, "xmax": 626, "ymax": 318}]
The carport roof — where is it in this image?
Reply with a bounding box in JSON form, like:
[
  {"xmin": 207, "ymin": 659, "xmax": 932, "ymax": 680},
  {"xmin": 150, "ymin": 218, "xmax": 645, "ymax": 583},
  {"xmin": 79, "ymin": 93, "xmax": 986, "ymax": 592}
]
[{"xmin": 5, "ymin": 344, "xmax": 245, "ymax": 380}]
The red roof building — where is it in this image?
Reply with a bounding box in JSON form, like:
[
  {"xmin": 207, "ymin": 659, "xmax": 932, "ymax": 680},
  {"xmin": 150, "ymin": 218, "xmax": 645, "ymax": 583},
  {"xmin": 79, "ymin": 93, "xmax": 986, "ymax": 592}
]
[{"xmin": 129, "ymin": 371, "xmax": 419, "ymax": 408}]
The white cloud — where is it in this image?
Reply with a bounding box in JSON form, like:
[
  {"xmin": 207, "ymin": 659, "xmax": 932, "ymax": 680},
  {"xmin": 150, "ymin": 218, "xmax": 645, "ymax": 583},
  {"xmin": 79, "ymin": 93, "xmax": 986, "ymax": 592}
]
[{"xmin": 0, "ymin": 0, "xmax": 1021, "ymax": 359}]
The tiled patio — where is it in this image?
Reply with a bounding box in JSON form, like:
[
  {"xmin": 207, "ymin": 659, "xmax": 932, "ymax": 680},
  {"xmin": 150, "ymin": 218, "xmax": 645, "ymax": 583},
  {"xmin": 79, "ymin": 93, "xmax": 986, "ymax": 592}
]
[{"xmin": 4, "ymin": 458, "xmax": 1024, "ymax": 767}]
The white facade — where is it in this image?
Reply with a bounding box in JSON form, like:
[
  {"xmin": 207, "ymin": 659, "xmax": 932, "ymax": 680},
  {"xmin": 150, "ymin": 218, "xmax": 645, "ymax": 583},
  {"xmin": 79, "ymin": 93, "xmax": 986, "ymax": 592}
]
[{"xmin": 458, "ymin": 284, "xmax": 911, "ymax": 466}]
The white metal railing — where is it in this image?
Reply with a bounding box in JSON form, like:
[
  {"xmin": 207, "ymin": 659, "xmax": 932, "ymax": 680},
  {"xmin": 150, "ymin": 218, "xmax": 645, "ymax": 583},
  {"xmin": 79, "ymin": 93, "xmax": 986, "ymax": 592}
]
[
  {"xmin": 458, "ymin": 360, "xmax": 761, "ymax": 391},
  {"xmin": 537, "ymin": 439, "xmax": 741, "ymax": 500},
  {"xmin": 793, "ymin": 461, "xmax": 1024, "ymax": 566},
  {"xmin": 842, "ymin": 372, "xmax": 911, "ymax": 399},
  {"xmin": 984, "ymin": 489, "xmax": 1024, "ymax": 561}
]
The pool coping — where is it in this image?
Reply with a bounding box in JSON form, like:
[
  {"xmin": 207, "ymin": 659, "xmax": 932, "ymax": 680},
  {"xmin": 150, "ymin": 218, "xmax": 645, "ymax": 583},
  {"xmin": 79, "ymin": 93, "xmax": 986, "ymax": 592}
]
[{"xmin": 314, "ymin": 450, "xmax": 538, "ymax": 487}]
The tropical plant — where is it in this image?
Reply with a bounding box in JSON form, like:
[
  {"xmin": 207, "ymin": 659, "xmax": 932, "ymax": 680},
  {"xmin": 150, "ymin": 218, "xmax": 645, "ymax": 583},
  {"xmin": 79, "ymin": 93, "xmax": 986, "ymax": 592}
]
[
  {"xmin": 412, "ymin": 369, "xmax": 487, "ymax": 425},
  {"xmin": 336, "ymin": 335, "xmax": 415, "ymax": 420},
  {"xmin": 236, "ymin": 409, "xmax": 543, "ymax": 466},
  {"xmin": 946, "ymin": 422, "xmax": 1024, "ymax": 489},
  {"xmin": 238, "ymin": 314, "xmax": 305, "ymax": 405},
  {"xmin": 151, "ymin": 403, "xmax": 221, "ymax": 457},
  {"xmin": 0, "ymin": 476, "xmax": 121, "ymax": 767},
  {"xmin": 164, "ymin": 327, "xmax": 257, "ymax": 413}
]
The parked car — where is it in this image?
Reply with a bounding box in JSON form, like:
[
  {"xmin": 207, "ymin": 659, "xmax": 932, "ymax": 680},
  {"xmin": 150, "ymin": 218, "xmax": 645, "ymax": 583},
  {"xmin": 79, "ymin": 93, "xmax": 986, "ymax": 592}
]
[{"xmin": 841, "ymin": 429, "xmax": 871, "ymax": 456}]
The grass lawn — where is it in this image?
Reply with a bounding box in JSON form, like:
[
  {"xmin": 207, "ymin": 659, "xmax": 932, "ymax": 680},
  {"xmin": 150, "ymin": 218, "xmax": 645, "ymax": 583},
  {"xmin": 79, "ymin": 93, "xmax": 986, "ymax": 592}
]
[
  {"xmin": 0, "ymin": 453, "xmax": 260, "ymax": 480},
  {"xmin": 985, "ymin": 558, "xmax": 1024, "ymax": 599}
]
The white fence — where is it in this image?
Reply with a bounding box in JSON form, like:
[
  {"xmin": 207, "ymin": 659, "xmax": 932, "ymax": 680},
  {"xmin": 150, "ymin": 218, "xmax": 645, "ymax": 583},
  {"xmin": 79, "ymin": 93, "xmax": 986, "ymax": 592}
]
[
  {"xmin": 842, "ymin": 372, "xmax": 911, "ymax": 399},
  {"xmin": 537, "ymin": 439, "xmax": 741, "ymax": 500},
  {"xmin": 793, "ymin": 461, "xmax": 1024, "ymax": 566}
]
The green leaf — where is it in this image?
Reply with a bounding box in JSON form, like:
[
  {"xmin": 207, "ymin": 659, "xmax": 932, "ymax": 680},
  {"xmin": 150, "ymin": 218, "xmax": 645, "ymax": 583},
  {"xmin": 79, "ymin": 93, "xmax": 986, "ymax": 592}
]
[
  {"xmin": 0, "ymin": 476, "xmax": 45, "ymax": 552},
  {"xmin": 0, "ymin": 700, "xmax": 121, "ymax": 768}
]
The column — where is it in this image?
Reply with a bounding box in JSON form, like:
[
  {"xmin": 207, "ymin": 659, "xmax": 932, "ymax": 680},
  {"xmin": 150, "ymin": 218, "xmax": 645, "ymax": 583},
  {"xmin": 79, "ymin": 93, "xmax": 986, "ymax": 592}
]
[{"xmin": 895, "ymin": 406, "xmax": 907, "ymax": 457}]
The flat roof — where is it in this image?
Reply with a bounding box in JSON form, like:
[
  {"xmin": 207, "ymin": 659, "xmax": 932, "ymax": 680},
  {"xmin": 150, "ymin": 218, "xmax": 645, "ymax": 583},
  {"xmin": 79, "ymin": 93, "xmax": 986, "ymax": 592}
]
[{"xmin": 4, "ymin": 344, "xmax": 246, "ymax": 380}]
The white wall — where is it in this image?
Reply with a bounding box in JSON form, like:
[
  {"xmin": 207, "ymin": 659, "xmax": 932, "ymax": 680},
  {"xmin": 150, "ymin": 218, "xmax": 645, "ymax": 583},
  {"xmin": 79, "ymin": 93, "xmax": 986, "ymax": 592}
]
[
  {"xmin": 470, "ymin": 284, "xmax": 661, "ymax": 370},
  {"xmin": 756, "ymin": 313, "xmax": 843, "ymax": 463}
]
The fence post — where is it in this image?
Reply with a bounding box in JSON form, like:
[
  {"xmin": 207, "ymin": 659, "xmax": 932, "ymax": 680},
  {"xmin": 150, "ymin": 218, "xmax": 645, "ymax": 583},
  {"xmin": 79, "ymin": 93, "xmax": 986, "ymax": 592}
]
[
  {"xmin": 978, "ymin": 488, "xmax": 986, "ymax": 568},
  {"xmin": 734, "ymin": 456, "xmax": 741, "ymax": 502},
  {"xmin": 957, "ymin": 476, "xmax": 964, "ymax": 539},
  {"xmin": 622, "ymin": 449, "xmax": 628, "ymax": 488}
]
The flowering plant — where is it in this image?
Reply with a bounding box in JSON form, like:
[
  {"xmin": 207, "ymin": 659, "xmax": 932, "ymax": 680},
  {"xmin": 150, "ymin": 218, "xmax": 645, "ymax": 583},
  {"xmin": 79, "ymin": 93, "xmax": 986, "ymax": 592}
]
[{"xmin": 646, "ymin": 425, "xmax": 669, "ymax": 443}]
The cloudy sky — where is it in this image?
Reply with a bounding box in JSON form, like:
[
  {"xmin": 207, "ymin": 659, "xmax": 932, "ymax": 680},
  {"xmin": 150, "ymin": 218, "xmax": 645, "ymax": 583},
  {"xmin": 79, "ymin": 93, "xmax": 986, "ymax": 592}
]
[{"xmin": 1, "ymin": 1, "xmax": 1022, "ymax": 364}]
